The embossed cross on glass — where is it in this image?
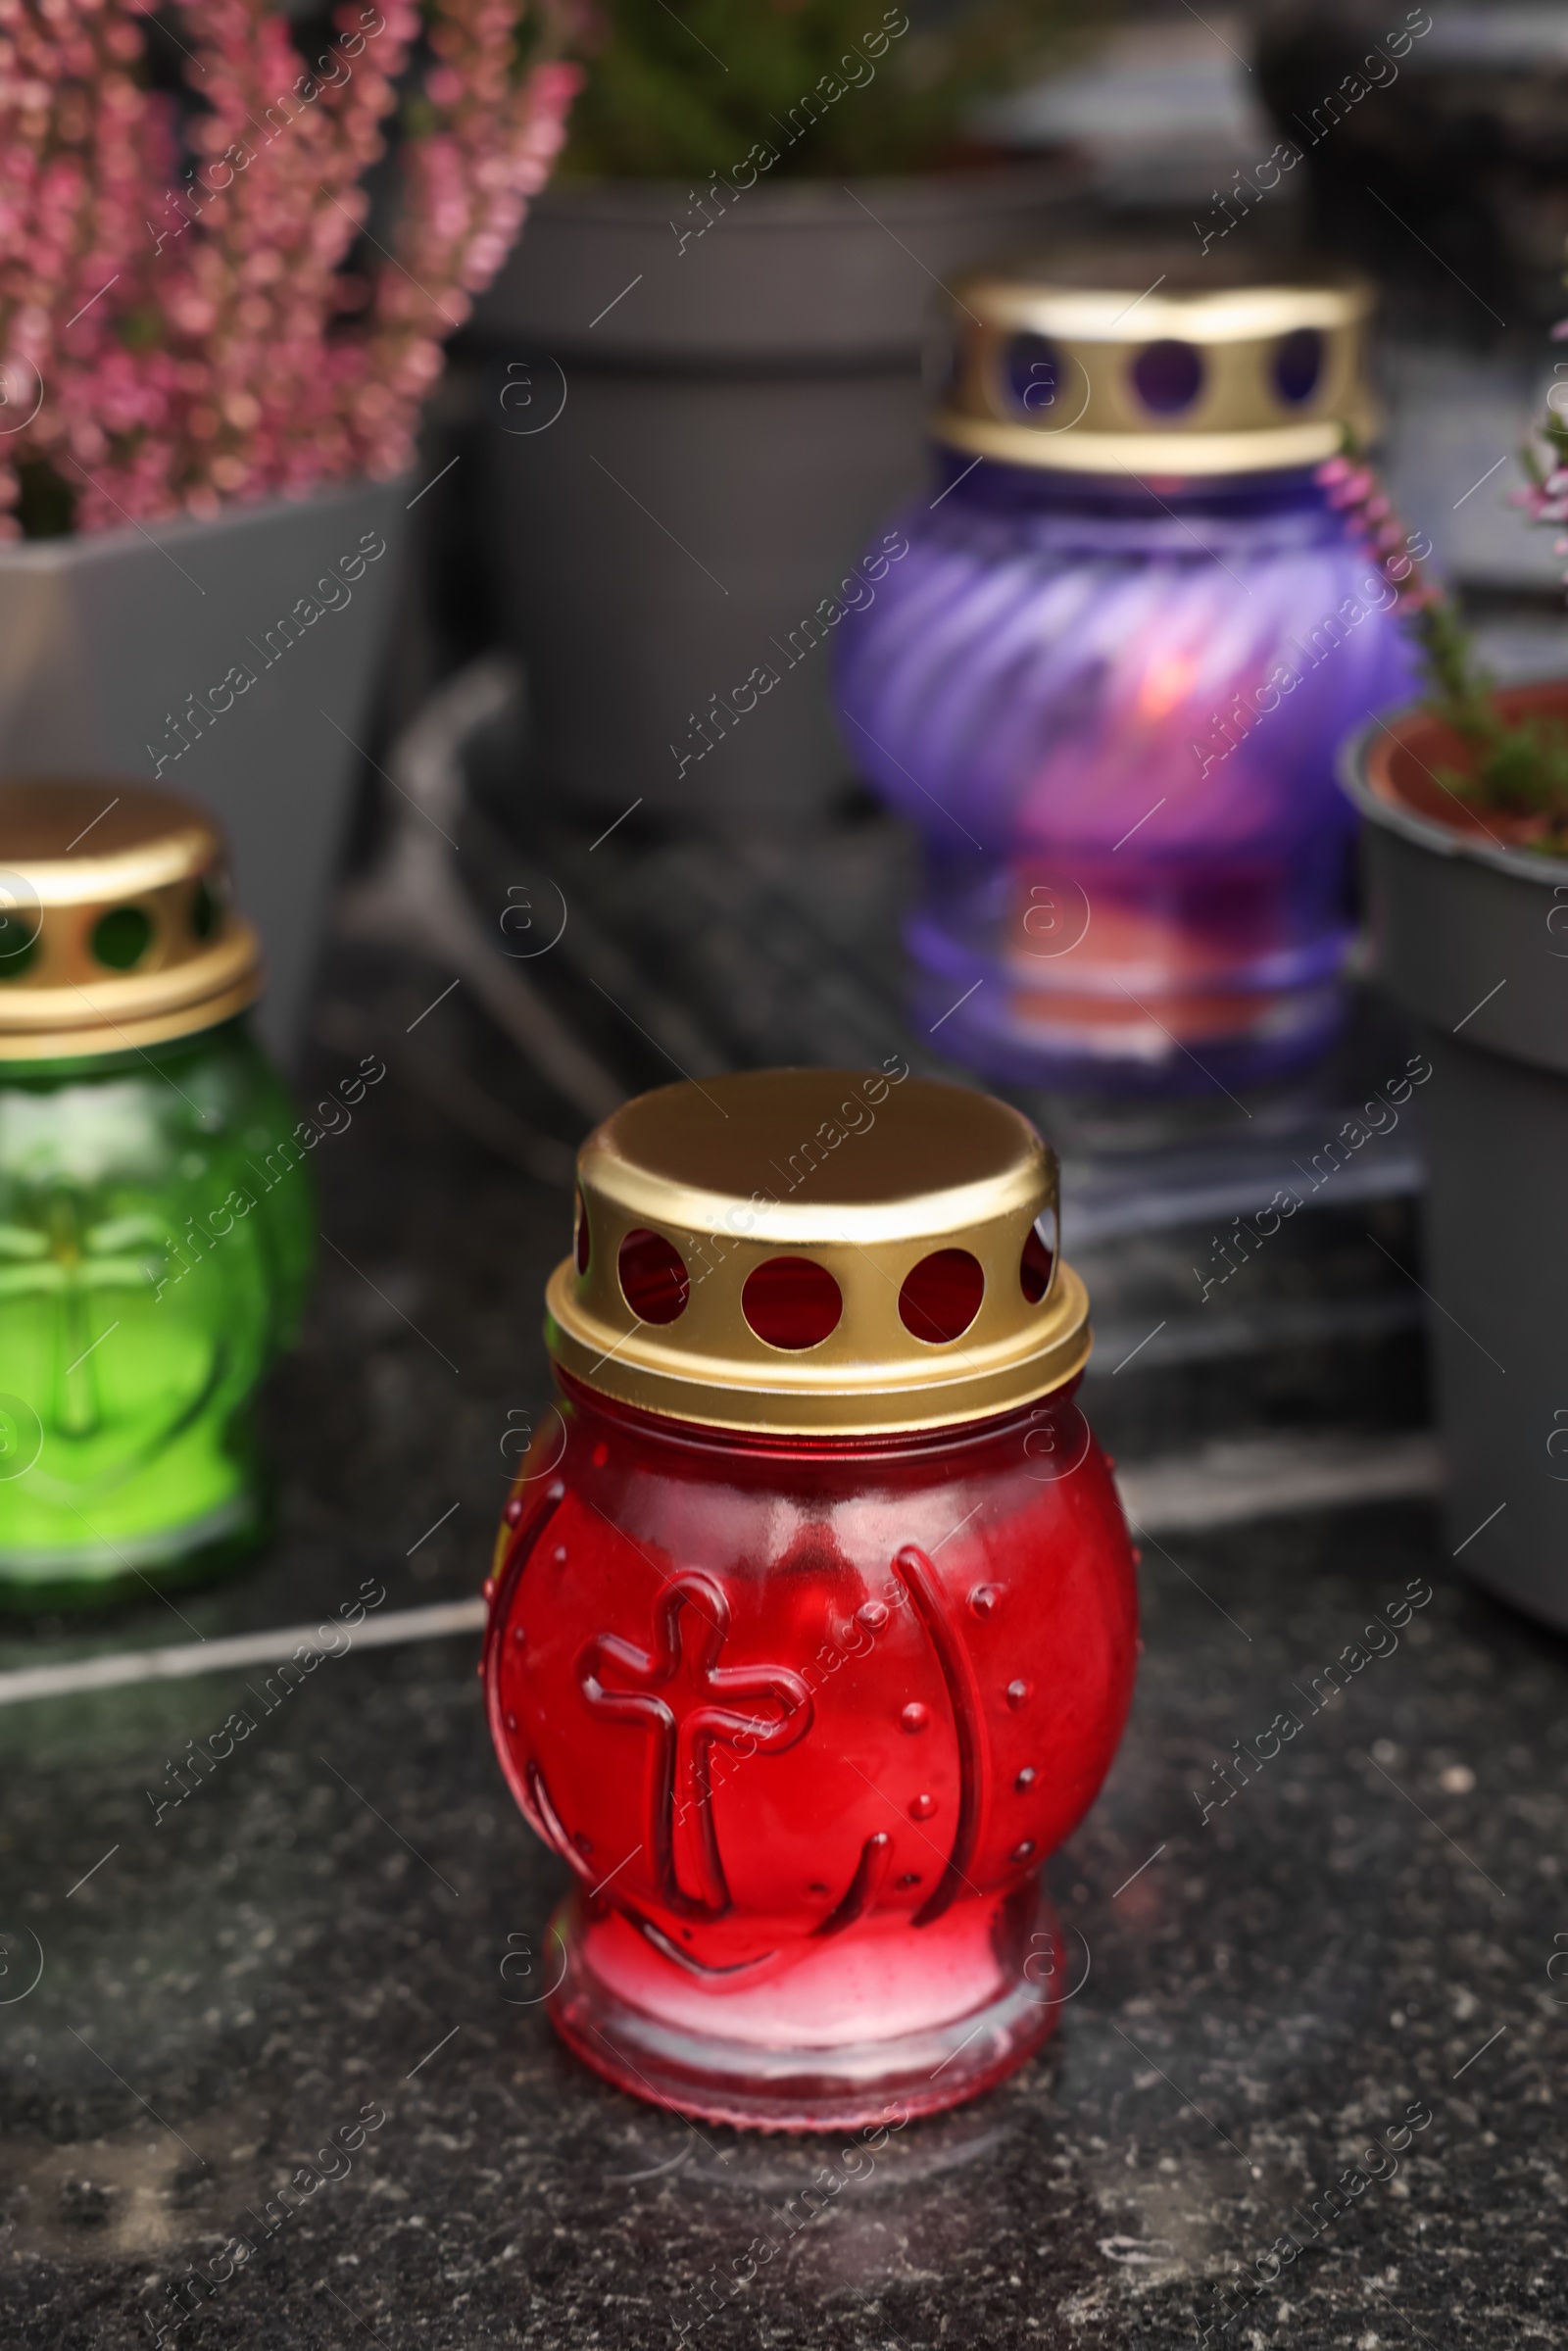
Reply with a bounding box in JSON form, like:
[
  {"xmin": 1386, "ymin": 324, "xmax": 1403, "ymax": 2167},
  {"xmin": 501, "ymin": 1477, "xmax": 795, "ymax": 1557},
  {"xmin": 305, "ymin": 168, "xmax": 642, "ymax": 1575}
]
[{"xmin": 579, "ymin": 1573, "xmax": 815, "ymax": 1920}]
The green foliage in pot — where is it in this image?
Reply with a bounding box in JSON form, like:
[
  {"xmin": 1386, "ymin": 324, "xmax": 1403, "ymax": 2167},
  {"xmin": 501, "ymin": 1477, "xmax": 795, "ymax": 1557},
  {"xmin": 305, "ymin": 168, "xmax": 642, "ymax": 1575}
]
[
  {"xmin": 560, "ymin": 0, "xmax": 1108, "ymax": 179},
  {"xmin": 1418, "ymin": 594, "xmax": 1568, "ymax": 836}
]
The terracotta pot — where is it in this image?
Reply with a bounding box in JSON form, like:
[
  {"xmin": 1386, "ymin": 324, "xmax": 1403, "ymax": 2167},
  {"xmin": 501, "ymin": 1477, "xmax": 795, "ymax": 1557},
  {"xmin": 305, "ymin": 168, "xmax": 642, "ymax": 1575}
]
[{"xmin": 1341, "ymin": 680, "xmax": 1568, "ymax": 1628}]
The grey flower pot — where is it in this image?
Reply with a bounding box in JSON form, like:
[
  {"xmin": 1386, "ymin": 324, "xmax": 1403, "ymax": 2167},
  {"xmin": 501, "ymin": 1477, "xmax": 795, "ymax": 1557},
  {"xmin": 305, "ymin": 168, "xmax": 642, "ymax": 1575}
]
[
  {"xmin": 0, "ymin": 476, "xmax": 406, "ymax": 1061},
  {"xmin": 1342, "ymin": 684, "xmax": 1568, "ymax": 1628},
  {"xmin": 469, "ymin": 168, "xmax": 1084, "ymax": 830}
]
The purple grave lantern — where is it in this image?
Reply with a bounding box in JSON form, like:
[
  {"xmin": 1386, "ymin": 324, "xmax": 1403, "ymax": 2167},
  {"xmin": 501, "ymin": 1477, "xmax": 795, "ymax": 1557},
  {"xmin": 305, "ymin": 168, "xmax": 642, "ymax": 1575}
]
[{"xmin": 834, "ymin": 251, "xmax": 1422, "ymax": 1093}]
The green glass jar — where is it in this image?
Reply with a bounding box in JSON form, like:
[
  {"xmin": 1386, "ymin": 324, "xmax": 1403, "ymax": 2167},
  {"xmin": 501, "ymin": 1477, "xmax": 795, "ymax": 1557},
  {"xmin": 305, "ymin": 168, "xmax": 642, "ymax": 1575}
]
[{"xmin": 0, "ymin": 781, "xmax": 316, "ymax": 1607}]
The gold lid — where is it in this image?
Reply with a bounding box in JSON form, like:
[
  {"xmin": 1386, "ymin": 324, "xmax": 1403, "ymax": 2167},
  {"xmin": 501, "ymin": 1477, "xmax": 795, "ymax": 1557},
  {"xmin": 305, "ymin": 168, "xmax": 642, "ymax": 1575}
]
[
  {"xmin": 545, "ymin": 1067, "xmax": 1089, "ymax": 1436},
  {"xmin": 0, "ymin": 778, "xmax": 262, "ymax": 1059},
  {"xmin": 932, "ymin": 247, "xmax": 1377, "ymax": 476}
]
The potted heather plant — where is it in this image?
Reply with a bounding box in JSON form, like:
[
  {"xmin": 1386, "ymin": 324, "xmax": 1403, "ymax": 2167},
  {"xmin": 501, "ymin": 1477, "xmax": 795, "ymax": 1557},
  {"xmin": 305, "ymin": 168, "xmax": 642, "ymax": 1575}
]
[
  {"xmin": 0, "ymin": 0, "xmax": 578, "ymax": 1057},
  {"xmin": 471, "ymin": 0, "xmax": 1102, "ymax": 829},
  {"xmin": 1337, "ymin": 331, "xmax": 1568, "ymax": 1630}
]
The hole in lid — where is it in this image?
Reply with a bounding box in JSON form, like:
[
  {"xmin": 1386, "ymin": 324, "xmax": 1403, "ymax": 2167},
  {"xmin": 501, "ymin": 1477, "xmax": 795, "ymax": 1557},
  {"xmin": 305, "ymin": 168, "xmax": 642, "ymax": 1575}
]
[
  {"xmin": 190, "ymin": 876, "xmax": 222, "ymax": 941},
  {"xmin": 574, "ymin": 1188, "xmax": 590, "ymax": 1276},
  {"xmin": 1272, "ymin": 325, "xmax": 1324, "ymax": 407},
  {"xmin": 91, "ymin": 905, "xmax": 153, "ymax": 970},
  {"xmin": 0, "ymin": 931, "xmax": 38, "ymax": 981},
  {"xmin": 742, "ymin": 1255, "xmax": 842, "ymax": 1350},
  {"xmin": 617, "ymin": 1228, "xmax": 689, "ymax": 1324},
  {"xmin": 1131, "ymin": 338, "xmax": 1203, "ymax": 416},
  {"xmin": 1020, "ymin": 1207, "xmax": 1058, "ymax": 1304},
  {"xmin": 899, "ymin": 1249, "xmax": 984, "ymax": 1345},
  {"xmin": 1004, "ymin": 330, "xmax": 1064, "ymax": 417}
]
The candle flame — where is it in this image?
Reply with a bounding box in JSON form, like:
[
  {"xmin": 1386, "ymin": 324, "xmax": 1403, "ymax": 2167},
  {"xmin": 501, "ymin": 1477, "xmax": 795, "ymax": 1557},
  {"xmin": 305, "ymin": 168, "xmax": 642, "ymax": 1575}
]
[{"xmin": 1135, "ymin": 655, "xmax": 1199, "ymax": 720}]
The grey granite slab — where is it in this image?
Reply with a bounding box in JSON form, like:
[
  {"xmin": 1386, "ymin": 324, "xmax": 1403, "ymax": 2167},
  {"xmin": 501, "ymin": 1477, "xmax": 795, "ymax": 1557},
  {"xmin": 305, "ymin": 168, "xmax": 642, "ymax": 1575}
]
[{"xmin": 0, "ymin": 946, "xmax": 1557, "ymax": 2351}]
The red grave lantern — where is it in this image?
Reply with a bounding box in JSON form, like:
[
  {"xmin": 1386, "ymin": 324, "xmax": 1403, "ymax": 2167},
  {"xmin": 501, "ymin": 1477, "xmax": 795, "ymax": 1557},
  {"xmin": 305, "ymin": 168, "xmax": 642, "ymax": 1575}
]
[{"xmin": 483, "ymin": 1067, "xmax": 1137, "ymax": 2130}]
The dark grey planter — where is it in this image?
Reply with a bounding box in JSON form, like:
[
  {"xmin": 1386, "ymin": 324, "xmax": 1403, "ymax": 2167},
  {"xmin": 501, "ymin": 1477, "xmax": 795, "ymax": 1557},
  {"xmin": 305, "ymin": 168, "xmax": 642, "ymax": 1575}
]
[
  {"xmin": 469, "ymin": 168, "xmax": 1084, "ymax": 830},
  {"xmin": 0, "ymin": 476, "xmax": 406, "ymax": 1062},
  {"xmin": 1341, "ymin": 688, "xmax": 1568, "ymax": 1628}
]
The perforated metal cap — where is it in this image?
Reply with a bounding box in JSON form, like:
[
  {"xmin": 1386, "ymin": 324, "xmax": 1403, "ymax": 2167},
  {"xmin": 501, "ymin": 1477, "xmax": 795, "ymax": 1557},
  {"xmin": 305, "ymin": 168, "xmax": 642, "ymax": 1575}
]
[
  {"xmin": 545, "ymin": 1067, "xmax": 1089, "ymax": 1435},
  {"xmin": 0, "ymin": 778, "xmax": 262, "ymax": 1059},
  {"xmin": 932, "ymin": 245, "xmax": 1377, "ymax": 477}
]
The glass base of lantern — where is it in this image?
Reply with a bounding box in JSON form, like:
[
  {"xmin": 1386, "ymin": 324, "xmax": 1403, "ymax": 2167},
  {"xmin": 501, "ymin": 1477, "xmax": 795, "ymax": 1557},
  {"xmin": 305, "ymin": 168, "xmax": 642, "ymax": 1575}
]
[
  {"xmin": 0, "ymin": 1485, "xmax": 267, "ymax": 1612},
  {"xmin": 907, "ymin": 880, "xmax": 1350, "ymax": 1096},
  {"xmin": 910, "ymin": 946, "xmax": 1346, "ymax": 1096},
  {"xmin": 546, "ymin": 1884, "xmax": 1062, "ymax": 2132}
]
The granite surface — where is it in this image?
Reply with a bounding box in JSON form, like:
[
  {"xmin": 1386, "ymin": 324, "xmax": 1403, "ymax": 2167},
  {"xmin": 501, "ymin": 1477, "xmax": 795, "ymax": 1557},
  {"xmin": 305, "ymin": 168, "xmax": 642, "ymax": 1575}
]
[{"xmin": 0, "ymin": 931, "xmax": 1560, "ymax": 2351}]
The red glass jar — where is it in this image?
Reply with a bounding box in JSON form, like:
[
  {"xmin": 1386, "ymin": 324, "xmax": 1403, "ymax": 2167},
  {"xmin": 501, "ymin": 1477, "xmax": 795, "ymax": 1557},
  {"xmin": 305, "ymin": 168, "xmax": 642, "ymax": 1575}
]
[{"xmin": 483, "ymin": 1068, "xmax": 1137, "ymax": 2130}]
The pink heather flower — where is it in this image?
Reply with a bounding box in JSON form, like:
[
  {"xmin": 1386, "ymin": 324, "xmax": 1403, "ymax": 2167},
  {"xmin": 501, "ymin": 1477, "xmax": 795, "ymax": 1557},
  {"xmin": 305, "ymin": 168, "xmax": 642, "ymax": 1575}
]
[
  {"xmin": 0, "ymin": 0, "xmax": 581, "ymax": 533},
  {"xmin": 1313, "ymin": 454, "xmax": 1437, "ymax": 617}
]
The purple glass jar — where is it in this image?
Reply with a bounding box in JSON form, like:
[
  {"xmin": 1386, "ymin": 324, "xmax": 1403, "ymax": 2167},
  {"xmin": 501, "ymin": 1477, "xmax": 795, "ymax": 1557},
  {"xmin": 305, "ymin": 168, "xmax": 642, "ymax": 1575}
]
[{"xmin": 834, "ymin": 254, "xmax": 1423, "ymax": 1093}]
